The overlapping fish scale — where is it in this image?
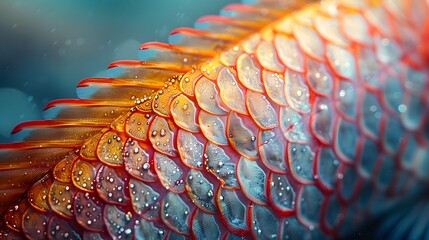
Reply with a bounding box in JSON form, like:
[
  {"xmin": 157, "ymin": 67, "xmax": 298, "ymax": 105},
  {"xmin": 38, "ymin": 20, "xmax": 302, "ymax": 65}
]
[
  {"xmin": 104, "ymin": 204, "xmax": 135, "ymax": 239},
  {"xmin": 133, "ymin": 218, "xmax": 165, "ymax": 240},
  {"xmin": 191, "ymin": 209, "xmax": 221, "ymax": 239},
  {"xmin": 237, "ymin": 156, "xmax": 268, "ymax": 205},
  {"xmin": 296, "ymin": 185, "xmax": 324, "ymax": 227},
  {"xmin": 216, "ymin": 187, "xmax": 249, "ymax": 235},
  {"xmin": 340, "ymin": 12, "xmax": 372, "ymax": 46},
  {"xmin": 47, "ymin": 215, "xmax": 82, "ymax": 240},
  {"xmin": 255, "ymin": 40, "xmax": 284, "ymax": 73},
  {"xmin": 80, "ymin": 131, "xmax": 106, "ymax": 161},
  {"xmin": 268, "ymin": 172, "xmax": 296, "ymax": 214},
  {"xmin": 338, "ymin": 165, "xmax": 361, "ymax": 203},
  {"xmin": 177, "ymin": 130, "xmax": 205, "ymax": 170},
  {"xmin": 22, "ymin": 208, "xmax": 50, "ymax": 240},
  {"xmin": 374, "ymin": 34, "xmax": 403, "ymax": 65},
  {"xmin": 261, "ymin": 70, "xmax": 288, "ymax": 106},
  {"xmin": 153, "ymin": 152, "xmax": 185, "ymax": 193},
  {"xmin": 287, "ymin": 142, "xmax": 316, "ymax": 184},
  {"xmin": 241, "ymin": 33, "xmax": 261, "ymax": 54},
  {"xmin": 311, "ymin": 97, "xmax": 335, "ymax": 145},
  {"xmin": 360, "ymin": 91, "xmax": 382, "ymax": 139},
  {"xmin": 364, "ymin": 5, "xmax": 393, "ymax": 37},
  {"xmin": 314, "ymin": 14, "xmax": 350, "ymax": 47},
  {"xmin": 401, "ymin": 135, "xmax": 419, "ymax": 169},
  {"xmin": 326, "ymin": 44, "xmax": 357, "ymax": 80},
  {"xmin": 48, "ymin": 181, "xmax": 76, "ymax": 218},
  {"xmin": 96, "ymin": 130, "xmax": 125, "ymax": 166},
  {"xmin": 95, "ymin": 165, "xmax": 130, "ymax": 205},
  {"xmin": 217, "ymin": 67, "xmax": 248, "ymax": 115},
  {"xmin": 402, "ymin": 62, "xmax": 428, "ymax": 96},
  {"xmin": 358, "ymin": 47, "xmax": 382, "ymax": 89},
  {"xmin": 198, "ymin": 110, "xmax": 229, "ymax": 146},
  {"xmin": 72, "ymin": 159, "xmax": 99, "ymax": 192},
  {"xmin": 179, "ymin": 68, "xmax": 202, "ymax": 97},
  {"xmin": 322, "ymin": 195, "xmax": 344, "ymax": 231},
  {"xmin": 27, "ymin": 175, "xmax": 52, "ymax": 213},
  {"xmin": 200, "ymin": 58, "xmax": 225, "ymax": 81},
  {"xmin": 161, "ymin": 192, "xmax": 192, "ymax": 235},
  {"xmin": 334, "ymin": 118, "xmax": 359, "ymax": 164},
  {"xmin": 195, "ymin": 76, "xmax": 228, "ymax": 115},
  {"xmin": 125, "ymin": 112, "xmax": 155, "ymax": 141},
  {"xmin": 148, "ymin": 117, "xmax": 177, "ymax": 157},
  {"xmin": 274, "ymin": 34, "xmax": 305, "ymax": 73},
  {"xmin": 258, "ymin": 128, "xmax": 287, "ymax": 173},
  {"xmin": 334, "ymin": 80, "xmax": 357, "ymax": 120},
  {"xmin": 292, "ymin": 6, "xmax": 315, "ymax": 27},
  {"xmin": 358, "ymin": 139, "xmax": 379, "ymax": 178},
  {"xmin": 129, "ymin": 178, "xmax": 160, "ymax": 216},
  {"xmin": 73, "ymin": 191, "xmax": 104, "ymax": 232},
  {"xmin": 123, "ymin": 139, "xmax": 158, "ymax": 183},
  {"xmin": 142, "ymin": 201, "xmax": 161, "ymax": 222},
  {"xmin": 375, "ymin": 156, "xmax": 396, "ymax": 191},
  {"xmin": 236, "ymin": 53, "xmax": 265, "ymax": 92},
  {"xmin": 382, "ymin": 116, "xmax": 404, "ymax": 154},
  {"xmin": 279, "ymin": 106, "xmax": 310, "ymax": 144},
  {"xmin": 4, "ymin": 200, "xmax": 29, "ymax": 232},
  {"xmin": 220, "ymin": 45, "xmax": 243, "ymax": 67},
  {"xmin": 245, "ymin": 90, "xmax": 278, "ymax": 129},
  {"xmin": 282, "ymin": 216, "xmax": 322, "ymax": 239},
  {"xmin": 315, "ymin": 147, "xmax": 339, "ymax": 192},
  {"xmin": 170, "ymin": 94, "xmax": 200, "ymax": 133},
  {"xmin": 204, "ymin": 142, "xmax": 240, "ymax": 189},
  {"xmin": 284, "ymin": 69, "xmax": 311, "ymax": 113},
  {"xmin": 306, "ymin": 58, "xmax": 334, "ymax": 96},
  {"xmin": 249, "ymin": 203, "xmax": 279, "ymax": 239},
  {"xmin": 382, "ymin": 75, "xmax": 404, "ymax": 114},
  {"xmin": 52, "ymin": 156, "xmax": 75, "ymax": 183},
  {"xmin": 227, "ymin": 112, "xmax": 259, "ymax": 160},
  {"xmin": 293, "ymin": 23, "xmax": 325, "ymax": 62},
  {"xmin": 185, "ymin": 170, "xmax": 217, "ymax": 213},
  {"xmin": 401, "ymin": 93, "xmax": 425, "ymax": 131}
]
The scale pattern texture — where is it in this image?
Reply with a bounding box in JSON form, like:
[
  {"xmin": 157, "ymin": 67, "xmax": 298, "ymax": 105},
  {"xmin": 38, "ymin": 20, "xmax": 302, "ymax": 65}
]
[{"xmin": 1, "ymin": 0, "xmax": 429, "ymax": 239}]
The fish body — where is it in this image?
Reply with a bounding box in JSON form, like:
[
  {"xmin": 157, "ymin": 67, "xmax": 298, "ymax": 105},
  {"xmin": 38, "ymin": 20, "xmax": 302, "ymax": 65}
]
[{"xmin": 1, "ymin": 0, "xmax": 429, "ymax": 239}]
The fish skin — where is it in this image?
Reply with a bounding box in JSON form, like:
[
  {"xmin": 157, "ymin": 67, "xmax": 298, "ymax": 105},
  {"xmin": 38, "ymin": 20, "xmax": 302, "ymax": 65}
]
[{"xmin": 1, "ymin": 0, "xmax": 429, "ymax": 239}]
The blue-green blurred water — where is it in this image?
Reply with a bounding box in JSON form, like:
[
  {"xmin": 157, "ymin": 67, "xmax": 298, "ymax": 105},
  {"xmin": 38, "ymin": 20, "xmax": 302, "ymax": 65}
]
[{"xmin": 0, "ymin": 0, "xmax": 237, "ymax": 143}]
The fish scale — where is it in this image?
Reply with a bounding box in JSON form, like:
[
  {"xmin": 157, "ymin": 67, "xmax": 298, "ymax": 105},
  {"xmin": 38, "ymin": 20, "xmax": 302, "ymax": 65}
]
[{"xmin": 1, "ymin": 0, "xmax": 429, "ymax": 239}]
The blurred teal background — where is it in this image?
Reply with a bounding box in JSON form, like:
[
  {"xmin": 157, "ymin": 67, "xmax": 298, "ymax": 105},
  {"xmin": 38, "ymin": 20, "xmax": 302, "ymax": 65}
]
[{"xmin": 0, "ymin": 0, "xmax": 237, "ymax": 143}]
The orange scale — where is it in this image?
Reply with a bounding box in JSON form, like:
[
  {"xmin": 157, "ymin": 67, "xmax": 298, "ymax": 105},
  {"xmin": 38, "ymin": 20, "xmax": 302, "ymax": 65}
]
[
  {"xmin": 170, "ymin": 94, "xmax": 200, "ymax": 133},
  {"xmin": 96, "ymin": 130, "xmax": 125, "ymax": 166},
  {"xmin": 80, "ymin": 131, "xmax": 106, "ymax": 161},
  {"xmin": 52, "ymin": 156, "xmax": 75, "ymax": 183},
  {"xmin": 27, "ymin": 175, "xmax": 52, "ymax": 213},
  {"xmin": 48, "ymin": 181, "xmax": 76, "ymax": 219},
  {"xmin": 72, "ymin": 159, "xmax": 100, "ymax": 192},
  {"xmin": 125, "ymin": 111, "xmax": 155, "ymax": 141},
  {"xmin": 195, "ymin": 76, "xmax": 228, "ymax": 116}
]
